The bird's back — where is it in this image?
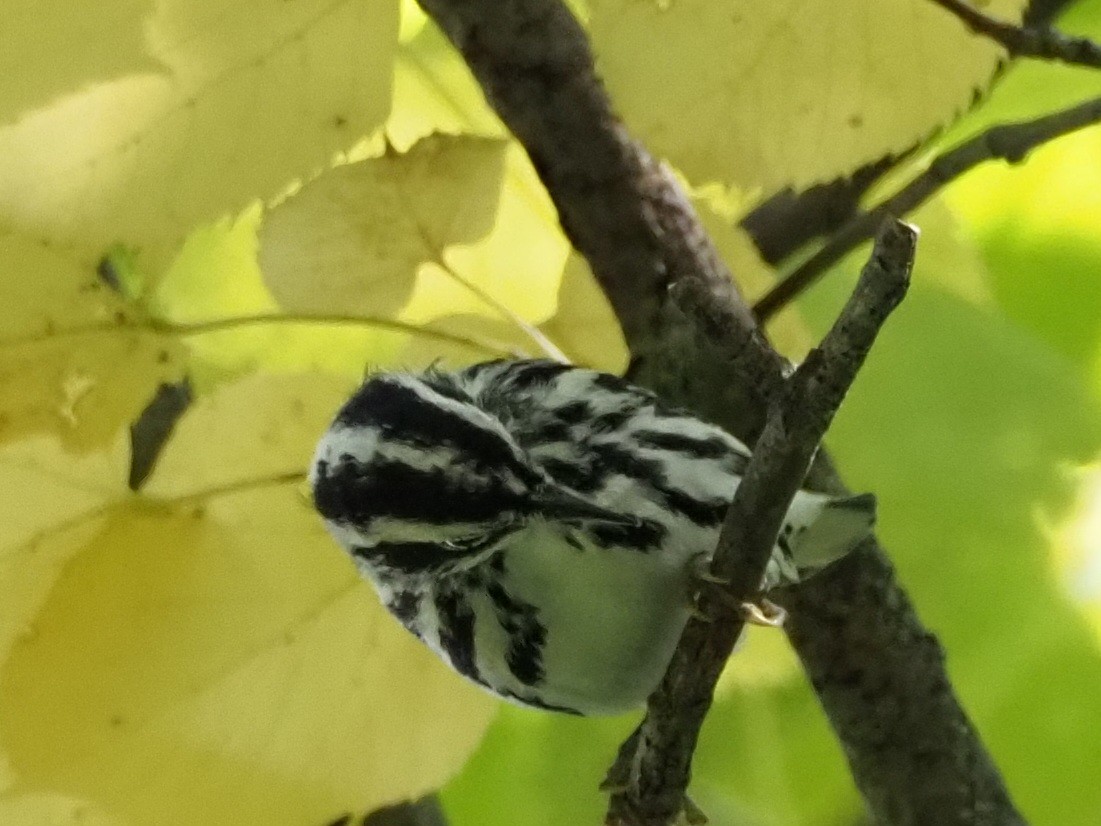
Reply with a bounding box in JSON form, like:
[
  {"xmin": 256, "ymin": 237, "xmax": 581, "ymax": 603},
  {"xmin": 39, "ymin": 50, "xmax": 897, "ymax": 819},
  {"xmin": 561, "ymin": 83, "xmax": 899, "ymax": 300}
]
[{"xmin": 428, "ymin": 360, "xmax": 753, "ymax": 557}]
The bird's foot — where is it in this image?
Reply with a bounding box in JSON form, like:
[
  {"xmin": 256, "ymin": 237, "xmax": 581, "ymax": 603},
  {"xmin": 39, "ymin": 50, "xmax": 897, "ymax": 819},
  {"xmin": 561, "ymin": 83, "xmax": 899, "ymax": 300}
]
[
  {"xmin": 740, "ymin": 597, "xmax": 787, "ymax": 628},
  {"xmin": 687, "ymin": 554, "xmax": 787, "ymax": 628}
]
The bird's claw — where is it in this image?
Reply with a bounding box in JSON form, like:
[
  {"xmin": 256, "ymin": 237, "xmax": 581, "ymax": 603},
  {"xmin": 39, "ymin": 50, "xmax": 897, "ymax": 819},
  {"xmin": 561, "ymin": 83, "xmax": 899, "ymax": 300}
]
[{"xmin": 740, "ymin": 598, "xmax": 787, "ymax": 628}]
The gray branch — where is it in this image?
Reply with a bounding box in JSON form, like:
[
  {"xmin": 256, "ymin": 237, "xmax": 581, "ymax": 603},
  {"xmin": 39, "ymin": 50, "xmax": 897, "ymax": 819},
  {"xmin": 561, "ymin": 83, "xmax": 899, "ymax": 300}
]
[
  {"xmin": 753, "ymin": 94, "xmax": 1101, "ymax": 321},
  {"xmin": 931, "ymin": 0, "xmax": 1101, "ymax": 67},
  {"xmin": 328, "ymin": 797, "xmax": 448, "ymax": 826},
  {"xmin": 413, "ymin": 0, "xmax": 1027, "ymax": 824},
  {"xmin": 606, "ymin": 222, "xmax": 916, "ymax": 826}
]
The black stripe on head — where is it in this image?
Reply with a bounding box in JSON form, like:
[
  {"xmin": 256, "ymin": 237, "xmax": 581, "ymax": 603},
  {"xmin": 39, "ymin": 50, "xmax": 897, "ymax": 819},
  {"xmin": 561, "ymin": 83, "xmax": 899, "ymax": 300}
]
[
  {"xmin": 353, "ymin": 542, "xmax": 453, "ymax": 575},
  {"xmin": 502, "ymin": 360, "xmax": 575, "ymax": 390},
  {"xmin": 351, "ymin": 523, "xmax": 517, "ymax": 577},
  {"xmin": 631, "ymin": 429, "xmax": 743, "ymax": 462},
  {"xmin": 532, "ymin": 420, "xmax": 573, "ymax": 442},
  {"xmin": 336, "ymin": 377, "xmax": 539, "ymax": 485},
  {"xmin": 313, "ymin": 457, "xmax": 528, "ymax": 526},
  {"xmin": 590, "ymin": 371, "xmax": 635, "ymax": 395},
  {"xmin": 435, "ymin": 587, "xmax": 481, "ymax": 683},
  {"xmin": 458, "ymin": 359, "xmax": 507, "ymax": 382},
  {"xmin": 419, "ymin": 372, "xmax": 473, "ymax": 404},
  {"xmin": 591, "ymin": 407, "xmax": 635, "ymax": 433}
]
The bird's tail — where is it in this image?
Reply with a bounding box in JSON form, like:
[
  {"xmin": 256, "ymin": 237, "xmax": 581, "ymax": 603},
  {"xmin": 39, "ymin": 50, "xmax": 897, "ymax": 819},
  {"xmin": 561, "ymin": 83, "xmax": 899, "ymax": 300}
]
[{"xmin": 764, "ymin": 491, "xmax": 877, "ymax": 588}]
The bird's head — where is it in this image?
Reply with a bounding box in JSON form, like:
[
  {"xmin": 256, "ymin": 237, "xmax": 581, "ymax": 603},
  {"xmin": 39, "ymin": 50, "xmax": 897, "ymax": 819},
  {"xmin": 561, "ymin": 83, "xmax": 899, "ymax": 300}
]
[{"xmin": 310, "ymin": 371, "xmax": 629, "ymax": 578}]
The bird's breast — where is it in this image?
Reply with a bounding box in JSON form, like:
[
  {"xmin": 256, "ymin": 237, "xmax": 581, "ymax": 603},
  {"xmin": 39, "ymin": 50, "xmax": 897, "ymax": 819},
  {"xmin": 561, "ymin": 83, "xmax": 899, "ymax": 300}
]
[{"xmin": 486, "ymin": 521, "xmax": 694, "ymax": 715}]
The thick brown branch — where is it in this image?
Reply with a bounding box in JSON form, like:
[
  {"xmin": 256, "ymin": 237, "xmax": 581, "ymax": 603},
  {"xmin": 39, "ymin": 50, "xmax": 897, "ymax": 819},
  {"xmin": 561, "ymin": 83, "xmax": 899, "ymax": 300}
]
[
  {"xmin": 931, "ymin": 0, "xmax": 1101, "ymax": 67},
  {"xmin": 413, "ymin": 0, "xmax": 753, "ymax": 362},
  {"xmin": 415, "ymin": 1, "xmax": 1027, "ymax": 824},
  {"xmin": 607, "ymin": 222, "xmax": 916, "ymax": 826},
  {"xmin": 754, "ymin": 94, "xmax": 1101, "ymax": 321}
]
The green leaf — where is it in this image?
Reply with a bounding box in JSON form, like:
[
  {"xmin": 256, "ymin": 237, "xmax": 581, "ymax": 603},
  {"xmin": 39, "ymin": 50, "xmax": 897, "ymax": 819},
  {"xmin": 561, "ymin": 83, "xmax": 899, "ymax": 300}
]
[
  {"xmin": 388, "ymin": 2, "xmax": 503, "ymax": 147},
  {"xmin": 801, "ymin": 270, "xmax": 1101, "ymax": 825},
  {"xmin": 442, "ymin": 707, "xmax": 635, "ymax": 826}
]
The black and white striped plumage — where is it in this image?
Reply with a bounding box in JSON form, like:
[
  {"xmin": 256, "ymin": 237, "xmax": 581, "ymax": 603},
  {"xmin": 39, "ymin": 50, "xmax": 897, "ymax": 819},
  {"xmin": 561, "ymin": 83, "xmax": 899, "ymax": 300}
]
[{"xmin": 310, "ymin": 360, "xmax": 875, "ymax": 715}]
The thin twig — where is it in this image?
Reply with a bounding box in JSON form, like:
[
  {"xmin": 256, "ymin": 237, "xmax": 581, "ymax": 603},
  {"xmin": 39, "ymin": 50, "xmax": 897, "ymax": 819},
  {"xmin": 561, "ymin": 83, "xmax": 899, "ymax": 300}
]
[
  {"xmin": 431, "ymin": 256, "xmax": 570, "ymax": 363},
  {"xmin": 753, "ymin": 93, "xmax": 1101, "ymax": 321},
  {"xmin": 606, "ymin": 221, "xmax": 916, "ymax": 826},
  {"xmin": 399, "ymin": 192, "xmax": 571, "ymax": 362},
  {"xmin": 737, "ymin": 0, "xmax": 1078, "ymax": 271},
  {"xmin": 740, "ymin": 156, "xmax": 899, "ymax": 266},
  {"xmin": 930, "ymin": 0, "xmax": 1101, "ymax": 67},
  {"xmin": 0, "ymin": 312, "xmax": 518, "ymax": 357}
]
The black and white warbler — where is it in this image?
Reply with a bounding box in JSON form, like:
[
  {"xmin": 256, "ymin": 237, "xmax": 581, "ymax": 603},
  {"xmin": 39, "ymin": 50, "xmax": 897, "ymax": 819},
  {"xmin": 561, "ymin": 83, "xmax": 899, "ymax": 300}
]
[{"xmin": 310, "ymin": 359, "xmax": 875, "ymax": 715}]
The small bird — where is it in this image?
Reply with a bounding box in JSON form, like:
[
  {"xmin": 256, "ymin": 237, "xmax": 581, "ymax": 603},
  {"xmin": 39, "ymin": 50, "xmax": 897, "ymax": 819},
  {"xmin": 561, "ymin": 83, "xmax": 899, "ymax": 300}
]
[{"xmin": 310, "ymin": 359, "xmax": 875, "ymax": 715}]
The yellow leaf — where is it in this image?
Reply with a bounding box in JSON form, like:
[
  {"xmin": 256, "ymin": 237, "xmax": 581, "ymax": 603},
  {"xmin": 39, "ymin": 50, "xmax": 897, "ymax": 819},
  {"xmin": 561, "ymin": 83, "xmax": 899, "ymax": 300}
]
[
  {"xmin": 0, "ymin": 230, "xmax": 185, "ymax": 451},
  {"xmin": 0, "ymin": 373, "xmax": 497, "ymax": 824},
  {"xmin": 588, "ymin": 0, "xmax": 1027, "ymax": 191},
  {"xmin": 399, "ymin": 145, "xmax": 570, "ymax": 327},
  {"xmin": 0, "ymin": 494, "xmax": 495, "ymax": 825},
  {"xmin": 388, "ymin": 3, "xmax": 503, "ymax": 147},
  {"xmin": 0, "ymin": 0, "xmax": 399, "ymax": 266},
  {"xmin": 0, "ymin": 792, "xmax": 123, "ymax": 826},
  {"xmin": 260, "ymin": 135, "xmax": 508, "ymax": 317},
  {"xmin": 395, "ymin": 313, "xmax": 542, "ymax": 368},
  {"xmin": 138, "ymin": 370, "xmax": 356, "ymax": 497},
  {"xmin": 146, "ymin": 208, "xmax": 409, "ymax": 390},
  {"xmin": 388, "ymin": 11, "xmax": 567, "ymax": 329},
  {"xmin": 0, "ymin": 0, "xmax": 154, "ymax": 128},
  {"xmin": 539, "ymin": 254, "xmax": 628, "ymax": 373}
]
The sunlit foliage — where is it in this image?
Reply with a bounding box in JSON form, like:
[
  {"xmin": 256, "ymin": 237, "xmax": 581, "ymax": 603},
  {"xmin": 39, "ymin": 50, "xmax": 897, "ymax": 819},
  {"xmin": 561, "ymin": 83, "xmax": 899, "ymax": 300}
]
[{"xmin": 1, "ymin": 0, "xmax": 1099, "ymax": 824}]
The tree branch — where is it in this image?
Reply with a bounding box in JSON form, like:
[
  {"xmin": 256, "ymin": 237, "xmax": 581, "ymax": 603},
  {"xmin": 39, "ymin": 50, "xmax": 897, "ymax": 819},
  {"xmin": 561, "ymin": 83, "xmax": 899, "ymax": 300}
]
[
  {"xmin": 737, "ymin": 0, "xmax": 1078, "ymax": 269},
  {"xmin": 606, "ymin": 221, "xmax": 916, "ymax": 826},
  {"xmin": 753, "ymin": 94, "xmax": 1101, "ymax": 322},
  {"xmin": 414, "ymin": 1, "xmax": 1027, "ymax": 824},
  {"xmin": 740, "ymin": 155, "xmax": 899, "ymax": 265},
  {"xmin": 738, "ymin": 0, "xmax": 1081, "ymax": 268},
  {"xmin": 361, "ymin": 797, "xmax": 448, "ymax": 826},
  {"xmin": 930, "ymin": 0, "xmax": 1101, "ymax": 67}
]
